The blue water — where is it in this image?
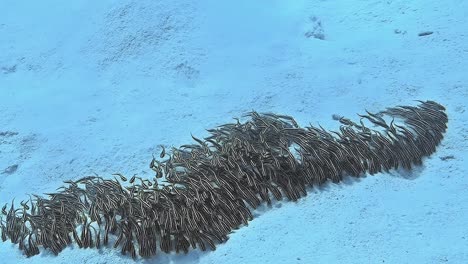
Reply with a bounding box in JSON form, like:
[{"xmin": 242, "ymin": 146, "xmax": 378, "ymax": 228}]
[{"xmin": 1, "ymin": 1, "xmax": 467, "ymax": 263}]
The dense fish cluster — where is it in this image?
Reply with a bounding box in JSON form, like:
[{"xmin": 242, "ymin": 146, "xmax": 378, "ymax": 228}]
[{"xmin": 0, "ymin": 100, "xmax": 448, "ymax": 259}]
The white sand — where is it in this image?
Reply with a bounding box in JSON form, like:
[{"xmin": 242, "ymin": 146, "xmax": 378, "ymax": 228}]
[{"xmin": 1, "ymin": 1, "xmax": 467, "ymax": 263}]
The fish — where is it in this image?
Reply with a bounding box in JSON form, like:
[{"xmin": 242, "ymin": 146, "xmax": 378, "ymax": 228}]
[{"xmin": 160, "ymin": 145, "xmax": 166, "ymax": 158}]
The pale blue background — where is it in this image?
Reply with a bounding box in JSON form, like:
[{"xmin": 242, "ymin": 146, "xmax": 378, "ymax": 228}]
[{"xmin": 1, "ymin": 1, "xmax": 467, "ymax": 263}]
